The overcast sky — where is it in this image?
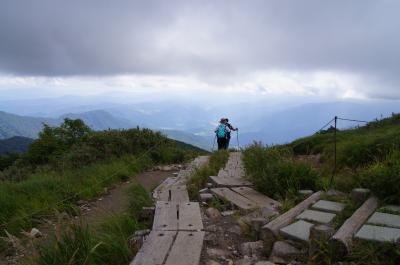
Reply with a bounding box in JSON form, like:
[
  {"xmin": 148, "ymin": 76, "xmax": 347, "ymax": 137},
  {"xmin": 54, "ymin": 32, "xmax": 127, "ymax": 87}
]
[{"xmin": 0, "ymin": 0, "xmax": 399, "ymax": 101}]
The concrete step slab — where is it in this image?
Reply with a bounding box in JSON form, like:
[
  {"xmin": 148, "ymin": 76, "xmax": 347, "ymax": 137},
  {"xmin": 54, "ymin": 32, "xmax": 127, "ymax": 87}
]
[
  {"xmin": 296, "ymin": 209, "xmax": 336, "ymax": 224},
  {"xmin": 367, "ymin": 212, "xmax": 400, "ymax": 229},
  {"xmin": 279, "ymin": 220, "xmax": 315, "ymax": 242},
  {"xmin": 355, "ymin": 224, "xmax": 400, "ymax": 243},
  {"xmin": 311, "ymin": 200, "xmax": 345, "ymax": 213}
]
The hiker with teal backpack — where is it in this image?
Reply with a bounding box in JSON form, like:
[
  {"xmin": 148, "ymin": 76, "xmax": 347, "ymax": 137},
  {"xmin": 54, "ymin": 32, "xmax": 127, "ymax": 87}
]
[
  {"xmin": 224, "ymin": 118, "xmax": 238, "ymax": 149},
  {"xmin": 215, "ymin": 118, "xmax": 238, "ymax": 150}
]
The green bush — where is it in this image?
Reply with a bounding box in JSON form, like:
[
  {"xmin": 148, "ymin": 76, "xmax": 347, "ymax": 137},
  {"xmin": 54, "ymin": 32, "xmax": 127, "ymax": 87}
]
[
  {"xmin": 33, "ymin": 214, "xmax": 140, "ymax": 265},
  {"xmin": 358, "ymin": 149, "xmax": 400, "ymax": 204},
  {"xmin": 127, "ymin": 184, "xmax": 153, "ymax": 216},
  {"xmin": 243, "ymin": 143, "xmax": 319, "ymax": 199},
  {"xmin": 187, "ymin": 150, "xmax": 229, "ymax": 199}
]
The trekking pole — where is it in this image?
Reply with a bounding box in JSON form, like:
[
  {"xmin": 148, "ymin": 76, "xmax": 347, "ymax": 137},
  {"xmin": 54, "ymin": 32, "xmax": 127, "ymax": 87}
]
[
  {"xmin": 236, "ymin": 130, "xmax": 240, "ymax": 151},
  {"xmin": 212, "ymin": 135, "xmax": 216, "ymax": 152}
]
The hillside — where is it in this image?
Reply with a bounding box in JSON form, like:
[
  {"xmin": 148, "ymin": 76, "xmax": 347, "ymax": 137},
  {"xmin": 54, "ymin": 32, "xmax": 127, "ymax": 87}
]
[
  {"xmin": 0, "ymin": 136, "xmax": 34, "ymax": 155},
  {"xmin": 0, "ymin": 110, "xmax": 210, "ymax": 150}
]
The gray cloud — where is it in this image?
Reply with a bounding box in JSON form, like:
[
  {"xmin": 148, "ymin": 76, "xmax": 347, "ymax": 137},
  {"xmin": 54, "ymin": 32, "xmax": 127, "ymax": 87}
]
[{"xmin": 0, "ymin": 0, "xmax": 399, "ymax": 92}]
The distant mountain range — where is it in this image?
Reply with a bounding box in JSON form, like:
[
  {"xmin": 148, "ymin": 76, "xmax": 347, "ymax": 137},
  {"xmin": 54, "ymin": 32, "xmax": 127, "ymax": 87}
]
[
  {"xmin": 1, "ymin": 95, "xmax": 400, "ymax": 149},
  {"xmin": 0, "ymin": 136, "xmax": 34, "ymax": 155},
  {"xmin": 0, "ymin": 110, "xmax": 211, "ymax": 150}
]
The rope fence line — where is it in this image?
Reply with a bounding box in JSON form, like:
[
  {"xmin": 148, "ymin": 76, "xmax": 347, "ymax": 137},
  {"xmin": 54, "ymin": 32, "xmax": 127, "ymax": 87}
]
[
  {"xmin": 1, "ymin": 137, "xmax": 168, "ymax": 230},
  {"xmin": 309, "ymin": 115, "xmax": 372, "ymax": 186}
]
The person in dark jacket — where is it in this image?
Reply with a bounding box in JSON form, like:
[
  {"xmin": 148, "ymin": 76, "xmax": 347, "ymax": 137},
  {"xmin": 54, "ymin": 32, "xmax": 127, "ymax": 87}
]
[
  {"xmin": 224, "ymin": 118, "xmax": 238, "ymax": 149},
  {"xmin": 215, "ymin": 118, "xmax": 228, "ymax": 150}
]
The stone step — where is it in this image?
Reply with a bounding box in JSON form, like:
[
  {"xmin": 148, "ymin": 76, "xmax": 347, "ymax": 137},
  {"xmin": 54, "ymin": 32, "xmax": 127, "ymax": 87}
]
[
  {"xmin": 279, "ymin": 220, "xmax": 315, "ymax": 242},
  {"xmin": 296, "ymin": 209, "xmax": 336, "ymax": 224},
  {"xmin": 355, "ymin": 224, "xmax": 400, "ymax": 243},
  {"xmin": 366, "ymin": 212, "xmax": 400, "ymax": 229},
  {"xmin": 311, "ymin": 200, "xmax": 345, "ymax": 213}
]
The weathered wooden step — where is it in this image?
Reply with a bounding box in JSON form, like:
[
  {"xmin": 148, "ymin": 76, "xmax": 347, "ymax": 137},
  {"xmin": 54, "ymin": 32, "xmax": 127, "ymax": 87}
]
[
  {"xmin": 153, "ymin": 201, "xmax": 203, "ymax": 231},
  {"xmin": 232, "ymin": 186, "xmax": 281, "ymax": 210},
  {"xmin": 164, "ymin": 231, "xmax": 205, "ymax": 265},
  {"xmin": 209, "ymin": 176, "xmax": 252, "ymax": 187},
  {"xmin": 153, "ymin": 201, "xmax": 178, "ymax": 231},
  {"xmin": 211, "ymin": 187, "xmax": 258, "ymax": 210},
  {"xmin": 178, "ymin": 202, "xmax": 203, "ymax": 231},
  {"xmin": 130, "ymin": 230, "xmax": 177, "ymax": 265},
  {"xmin": 157, "ymin": 185, "xmax": 189, "ymax": 203}
]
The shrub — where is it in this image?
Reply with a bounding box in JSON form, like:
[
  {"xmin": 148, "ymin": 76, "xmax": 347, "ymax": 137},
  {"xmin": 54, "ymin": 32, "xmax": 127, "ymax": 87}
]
[
  {"xmin": 358, "ymin": 149, "xmax": 400, "ymax": 204},
  {"xmin": 127, "ymin": 184, "xmax": 153, "ymax": 216},
  {"xmin": 187, "ymin": 150, "xmax": 229, "ymax": 199},
  {"xmin": 243, "ymin": 143, "xmax": 319, "ymax": 199}
]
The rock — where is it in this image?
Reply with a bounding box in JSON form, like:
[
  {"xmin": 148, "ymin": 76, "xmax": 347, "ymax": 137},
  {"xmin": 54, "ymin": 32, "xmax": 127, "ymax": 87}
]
[
  {"xmin": 239, "ymin": 241, "xmax": 264, "ymax": 257},
  {"xmin": 221, "ymin": 210, "xmax": 236, "ymax": 216},
  {"xmin": 199, "ymin": 188, "xmax": 210, "ymax": 194},
  {"xmin": 207, "ymin": 248, "xmax": 230, "ymax": 259},
  {"xmin": 351, "ymin": 188, "xmax": 370, "ymax": 203},
  {"xmin": 235, "ymin": 256, "xmax": 255, "ymax": 265},
  {"xmin": 206, "ymin": 224, "xmax": 218, "ymax": 232},
  {"xmin": 207, "ymin": 183, "xmax": 214, "ymax": 188},
  {"xmin": 77, "ymin": 199, "xmax": 88, "ymax": 205},
  {"xmin": 206, "ymin": 207, "xmax": 222, "ymax": 221},
  {"xmin": 206, "ymin": 260, "xmax": 222, "ymax": 265},
  {"xmin": 269, "ymin": 241, "xmax": 301, "ymax": 264},
  {"xmin": 205, "ymin": 232, "xmax": 218, "ymax": 246},
  {"xmin": 228, "ymin": 225, "xmax": 242, "ymax": 236},
  {"xmin": 139, "ymin": 206, "xmax": 155, "ymax": 220},
  {"xmin": 200, "ymin": 193, "xmax": 214, "ymax": 202},
  {"xmin": 255, "ymin": 262, "xmax": 276, "ymax": 265},
  {"xmin": 134, "ymin": 229, "xmax": 151, "ymax": 237},
  {"xmin": 326, "ymin": 189, "xmax": 346, "ymax": 197},
  {"xmin": 29, "ymin": 228, "xmax": 42, "ymax": 238},
  {"xmin": 298, "ymin": 190, "xmax": 313, "ymax": 196},
  {"xmin": 251, "ymin": 217, "xmax": 268, "ymax": 233}
]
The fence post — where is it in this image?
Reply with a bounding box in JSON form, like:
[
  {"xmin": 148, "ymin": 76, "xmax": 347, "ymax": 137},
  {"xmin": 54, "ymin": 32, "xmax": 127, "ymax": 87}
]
[{"xmin": 330, "ymin": 116, "xmax": 337, "ymax": 186}]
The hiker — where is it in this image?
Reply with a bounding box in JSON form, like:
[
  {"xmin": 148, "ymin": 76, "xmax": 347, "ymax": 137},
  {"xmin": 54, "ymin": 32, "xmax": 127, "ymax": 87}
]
[
  {"xmin": 215, "ymin": 118, "xmax": 238, "ymax": 150},
  {"xmin": 224, "ymin": 118, "xmax": 238, "ymax": 149}
]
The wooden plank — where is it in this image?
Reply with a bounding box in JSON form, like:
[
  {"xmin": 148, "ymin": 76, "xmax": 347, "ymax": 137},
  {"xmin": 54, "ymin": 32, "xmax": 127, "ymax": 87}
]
[
  {"xmin": 153, "ymin": 201, "xmax": 178, "ymax": 231},
  {"xmin": 157, "ymin": 185, "xmax": 189, "ymax": 203},
  {"xmin": 232, "ymin": 187, "xmax": 281, "ymax": 210},
  {"xmin": 330, "ymin": 197, "xmax": 378, "ymax": 256},
  {"xmin": 209, "ymin": 176, "xmax": 252, "ymax": 187},
  {"xmin": 211, "ymin": 187, "xmax": 258, "ymax": 210},
  {"xmin": 171, "ymin": 185, "xmax": 189, "ymax": 203},
  {"xmin": 164, "ymin": 231, "xmax": 205, "ymax": 265},
  {"xmin": 262, "ymin": 191, "xmax": 324, "ymax": 244},
  {"xmin": 178, "ymin": 202, "xmax": 203, "ymax": 231},
  {"xmin": 130, "ymin": 230, "xmax": 177, "ymax": 265},
  {"xmin": 153, "ymin": 177, "xmax": 178, "ymax": 199}
]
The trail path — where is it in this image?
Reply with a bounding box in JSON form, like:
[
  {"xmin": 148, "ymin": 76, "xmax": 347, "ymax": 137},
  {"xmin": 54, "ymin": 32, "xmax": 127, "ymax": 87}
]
[
  {"xmin": 130, "ymin": 156, "xmax": 209, "ymax": 265},
  {"xmin": 82, "ymin": 170, "xmax": 177, "ymax": 224}
]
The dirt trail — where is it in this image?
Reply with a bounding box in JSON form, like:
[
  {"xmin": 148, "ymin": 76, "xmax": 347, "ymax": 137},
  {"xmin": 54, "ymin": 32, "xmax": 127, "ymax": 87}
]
[
  {"xmin": 1, "ymin": 169, "xmax": 177, "ymax": 265},
  {"xmin": 82, "ymin": 170, "xmax": 177, "ymax": 224}
]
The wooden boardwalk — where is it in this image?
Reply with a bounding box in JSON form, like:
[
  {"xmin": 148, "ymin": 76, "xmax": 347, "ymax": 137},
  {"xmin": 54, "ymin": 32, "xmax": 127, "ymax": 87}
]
[
  {"xmin": 130, "ymin": 156, "xmax": 209, "ymax": 265},
  {"xmin": 210, "ymin": 152, "xmax": 281, "ymax": 211}
]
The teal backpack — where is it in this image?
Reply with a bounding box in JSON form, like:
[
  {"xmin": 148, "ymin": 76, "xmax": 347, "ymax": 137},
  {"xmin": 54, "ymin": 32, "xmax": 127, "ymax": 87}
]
[{"xmin": 217, "ymin": 124, "xmax": 227, "ymax": 138}]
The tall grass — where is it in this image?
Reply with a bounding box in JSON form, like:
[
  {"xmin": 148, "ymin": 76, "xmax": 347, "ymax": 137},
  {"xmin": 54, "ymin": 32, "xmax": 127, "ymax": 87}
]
[
  {"xmin": 358, "ymin": 149, "xmax": 400, "ymax": 204},
  {"xmin": 187, "ymin": 150, "xmax": 229, "ymax": 199},
  {"xmin": 243, "ymin": 143, "xmax": 319, "ymax": 200},
  {"xmin": 27, "ymin": 183, "xmax": 151, "ymax": 265}
]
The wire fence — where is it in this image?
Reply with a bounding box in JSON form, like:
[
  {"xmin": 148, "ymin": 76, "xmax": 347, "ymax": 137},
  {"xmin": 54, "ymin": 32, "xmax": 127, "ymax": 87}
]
[{"xmin": 311, "ymin": 115, "xmax": 371, "ymax": 186}]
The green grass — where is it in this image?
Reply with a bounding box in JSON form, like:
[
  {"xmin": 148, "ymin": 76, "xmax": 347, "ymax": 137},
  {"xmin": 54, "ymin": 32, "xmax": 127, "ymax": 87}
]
[
  {"xmin": 187, "ymin": 150, "xmax": 229, "ymax": 199},
  {"xmin": 27, "ymin": 183, "xmax": 152, "ymax": 265},
  {"xmin": 243, "ymin": 143, "xmax": 320, "ymax": 201}
]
